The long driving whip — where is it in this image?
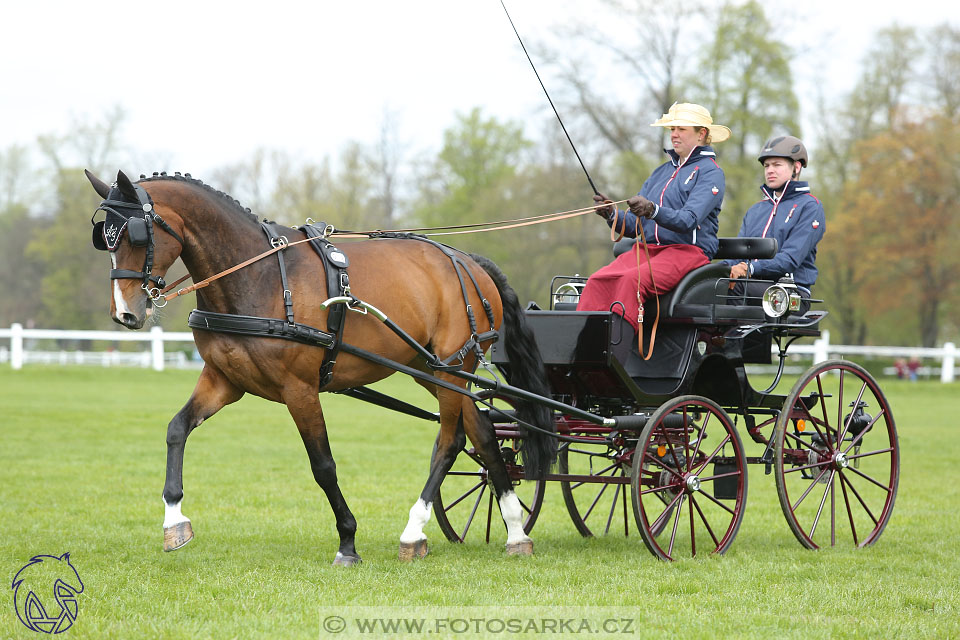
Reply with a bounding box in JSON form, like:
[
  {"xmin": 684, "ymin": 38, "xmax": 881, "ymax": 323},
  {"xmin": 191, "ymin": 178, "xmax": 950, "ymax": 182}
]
[{"xmin": 500, "ymin": 0, "xmax": 600, "ymax": 196}]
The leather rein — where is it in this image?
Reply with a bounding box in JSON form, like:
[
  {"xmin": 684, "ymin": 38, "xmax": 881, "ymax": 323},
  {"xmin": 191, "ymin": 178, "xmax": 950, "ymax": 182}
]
[{"xmin": 609, "ymin": 206, "xmax": 660, "ymax": 361}]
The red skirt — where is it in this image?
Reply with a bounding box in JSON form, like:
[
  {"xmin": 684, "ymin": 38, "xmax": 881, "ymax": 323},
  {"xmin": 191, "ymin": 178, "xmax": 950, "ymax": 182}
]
[{"xmin": 576, "ymin": 244, "xmax": 709, "ymax": 332}]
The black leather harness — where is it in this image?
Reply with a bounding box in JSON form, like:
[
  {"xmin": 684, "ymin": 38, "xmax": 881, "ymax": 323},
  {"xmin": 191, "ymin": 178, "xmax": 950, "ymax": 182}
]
[{"xmin": 187, "ymin": 225, "xmax": 498, "ymax": 390}]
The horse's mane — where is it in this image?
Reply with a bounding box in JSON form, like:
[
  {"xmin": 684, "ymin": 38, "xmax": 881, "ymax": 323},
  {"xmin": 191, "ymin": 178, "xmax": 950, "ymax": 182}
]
[{"xmin": 137, "ymin": 172, "xmax": 260, "ymax": 225}]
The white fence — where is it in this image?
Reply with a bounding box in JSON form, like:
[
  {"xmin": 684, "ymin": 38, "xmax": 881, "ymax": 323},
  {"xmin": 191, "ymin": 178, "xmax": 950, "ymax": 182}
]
[
  {"xmin": 0, "ymin": 324, "xmax": 196, "ymax": 372},
  {"xmin": 0, "ymin": 324, "xmax": 957, "ymax": 382}
]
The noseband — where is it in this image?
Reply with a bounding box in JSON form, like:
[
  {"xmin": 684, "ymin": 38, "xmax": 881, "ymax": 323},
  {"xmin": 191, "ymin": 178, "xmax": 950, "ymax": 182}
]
[{"xmin": 91, "ymin": 183, "xmax": 183, "ymax": 306}]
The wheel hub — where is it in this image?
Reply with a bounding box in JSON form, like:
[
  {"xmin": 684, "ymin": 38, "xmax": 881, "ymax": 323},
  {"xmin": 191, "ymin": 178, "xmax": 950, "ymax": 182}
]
[
  {"xmin": 833, "ymin": 451, "xmax": 849, "ymax": 469},
  {"xmin": 684, "ymin": 474, "xmax": 701, "ymax": 493}
]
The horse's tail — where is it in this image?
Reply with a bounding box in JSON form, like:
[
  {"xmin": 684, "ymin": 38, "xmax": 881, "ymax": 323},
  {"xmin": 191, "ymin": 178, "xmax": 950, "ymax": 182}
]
[{"xmin": 468, "ymin": 253, "xmax": 557, "ymax": 480}]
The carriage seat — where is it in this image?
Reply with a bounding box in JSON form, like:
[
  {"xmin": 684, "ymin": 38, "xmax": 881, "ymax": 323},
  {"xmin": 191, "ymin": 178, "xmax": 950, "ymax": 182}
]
[
  {"xmin": 609, "ymin": 237, "xmax": 778, "ymax": 322},
  {"xmin": 612, "ymin": 236, "xmax": 778, "ymax": 260}
]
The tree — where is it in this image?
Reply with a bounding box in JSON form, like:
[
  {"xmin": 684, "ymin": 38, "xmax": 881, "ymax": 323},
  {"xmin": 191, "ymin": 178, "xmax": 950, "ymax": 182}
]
[
  {"xmin": 814, "ymin": 26, "xmax": 926, "ymax": 344},
  {"xmin": 841, "ymin": 116, "xmax": 960, "ymax": 347},
  {"xmin": 688, "ymin": 0, "xmax": 800, "ymax": 235},
  {"xmin": 927, "ymin": 24, "xmax": 960, "ymax": 117},
  {"xmin": 412, "ymin": 108, "xmax": 531, "ymax": 233},
  {"xmin": 542, "ymin": 0, "xmax": 710, "ymax": 154},
  {"xmin": 0, "ymin": 202, "xmax": 44, "ymax": 326}
]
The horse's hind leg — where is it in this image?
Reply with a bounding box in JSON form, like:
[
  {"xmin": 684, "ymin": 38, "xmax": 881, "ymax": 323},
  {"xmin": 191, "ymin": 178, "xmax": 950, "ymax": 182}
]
[
  {"xmin": 398, "ymin": 396, "xmax": 466, "ymax": 561},
  {"xmin": 162, "ymin": 365, "xmax": 244, "ymax": 551},
  {"xmin": 400, "ymin": 391, "xmax": 532, "ymax": 559},
  {"xmin": 459, "ymin": 402, "xmax": 534, "ymax": 556},
  {"xmin": 284, "ymin": 387, "xmax": 360, "ymax": 567}
]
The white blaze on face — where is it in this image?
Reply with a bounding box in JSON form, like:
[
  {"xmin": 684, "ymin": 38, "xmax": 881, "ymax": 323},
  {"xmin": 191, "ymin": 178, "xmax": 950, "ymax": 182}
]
[
  {"xmin": 110, "ymin": 253, "xmax": 133, "ymax": 319},
  {"xmin": 499, "ymin": 491, "xmax": 531, "ymax": 545}
]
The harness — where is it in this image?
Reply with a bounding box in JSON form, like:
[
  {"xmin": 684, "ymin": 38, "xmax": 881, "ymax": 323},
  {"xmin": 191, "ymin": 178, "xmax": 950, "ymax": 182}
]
[
  {"xmin": 92, "ymin": 186, "xmax": 501, "ymax": 390},
  {"xmin": 184, "ymin": 225, "xmax": 498, "ymax": 389},
  {"xmin": 91, "ymin": 183, "xmax": 183, "ymax": 299}
]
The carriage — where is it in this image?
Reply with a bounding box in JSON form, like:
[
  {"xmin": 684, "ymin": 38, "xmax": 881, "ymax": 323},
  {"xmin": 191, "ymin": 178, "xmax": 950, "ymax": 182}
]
[
  {"xmin": 430, "ymin": 237, "xmax": 899, "ymax": 561},
  {"xmin": 88, "ymin": 170, "xmax": 898, "ymax": 564}
]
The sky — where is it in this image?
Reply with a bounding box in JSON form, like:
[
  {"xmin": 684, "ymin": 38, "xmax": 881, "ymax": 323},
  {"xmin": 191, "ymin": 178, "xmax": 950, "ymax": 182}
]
[{"xmin": 1, "ymin": 0, "xmax": 956, "ymax": 181}]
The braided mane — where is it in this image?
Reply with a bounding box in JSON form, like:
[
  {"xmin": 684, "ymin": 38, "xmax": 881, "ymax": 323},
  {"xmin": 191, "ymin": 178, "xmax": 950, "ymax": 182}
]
[{"xmin": 137, "ymin": 171, "xmax": 260, "ymax": 224}]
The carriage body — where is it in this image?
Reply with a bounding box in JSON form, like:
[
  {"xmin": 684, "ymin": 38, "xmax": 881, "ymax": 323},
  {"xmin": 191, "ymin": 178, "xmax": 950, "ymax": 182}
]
[{"xmin": 437, "ymin": 238, "xmax": 899, "ymax": 560}]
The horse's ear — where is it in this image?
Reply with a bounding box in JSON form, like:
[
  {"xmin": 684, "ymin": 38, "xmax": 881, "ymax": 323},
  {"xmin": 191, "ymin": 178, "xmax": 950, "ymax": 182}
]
[
  {"xmin": 85, "ymin": 169, "xmax": 111, "ymax": 199},
  {"xmin": 116, "ymin": 170, "xmax": 138, "ymax": 202}
]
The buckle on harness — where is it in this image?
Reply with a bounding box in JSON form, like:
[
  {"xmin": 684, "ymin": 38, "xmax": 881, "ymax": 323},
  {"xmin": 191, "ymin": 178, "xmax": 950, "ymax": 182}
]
[{"xmin": 270, "ymin": 235, "xmax": 289, "ymax": 249}]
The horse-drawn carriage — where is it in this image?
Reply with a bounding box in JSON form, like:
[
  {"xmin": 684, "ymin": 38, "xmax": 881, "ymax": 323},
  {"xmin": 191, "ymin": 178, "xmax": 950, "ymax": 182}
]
[
  {"xmin": 432, "ymin": 237, "xmax": 899, "ymax": 560},
  {"xmin": 88, "ymin": 170, "xmax": 898, "ymax": 564}
]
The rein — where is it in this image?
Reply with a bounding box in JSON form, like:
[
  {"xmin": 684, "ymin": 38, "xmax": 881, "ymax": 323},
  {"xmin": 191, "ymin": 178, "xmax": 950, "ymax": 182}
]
[
  {"xmin": 160, "ymin": 235, "xmax": 317, "ymax": 303},
  {"xmin": 157, "ymin": 201, "xmax": 623, "ymax": 305},
  {"xmin": 609, "ymin": 209, "xmax": 660, "ymax": 361}
]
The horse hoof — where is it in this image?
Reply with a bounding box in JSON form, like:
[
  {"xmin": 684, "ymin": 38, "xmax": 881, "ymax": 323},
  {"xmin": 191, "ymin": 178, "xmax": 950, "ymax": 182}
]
[
  {"xmin": 505, "ymin": 539, "xmax": 533, "ymax": 556},
  {"xmin": 398, "ymin": 539, "xmax": 429, "ymax": 562},
  {"xmin": 332, "ymin": 552, "xmax": 362, "ymax": 567},
  {"xmin": 163, "ymin": 521, "xmax": 194, "ymax": 552}
]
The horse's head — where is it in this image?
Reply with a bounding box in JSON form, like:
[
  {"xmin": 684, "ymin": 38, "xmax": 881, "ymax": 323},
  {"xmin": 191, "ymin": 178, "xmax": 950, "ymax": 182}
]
[{"xmin": 86, "ymin": 170, "xmax": 185, "ymax": 329}]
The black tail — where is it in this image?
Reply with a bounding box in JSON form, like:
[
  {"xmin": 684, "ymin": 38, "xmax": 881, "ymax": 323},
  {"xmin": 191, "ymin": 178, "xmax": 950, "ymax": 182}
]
[{"xmin": 469, "ymin": 253, "xmax": 557, "ymax": 479}]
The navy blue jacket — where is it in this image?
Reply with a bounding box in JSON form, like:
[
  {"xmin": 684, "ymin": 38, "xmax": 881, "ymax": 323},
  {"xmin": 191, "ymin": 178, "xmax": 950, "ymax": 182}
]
[
  {"xmin": 728, "ymin": 181, "xmax": 825, "ymax": 289},
  {"xmin": 607, "ymin": 146, "xmax": 725, "ymax": 259}
]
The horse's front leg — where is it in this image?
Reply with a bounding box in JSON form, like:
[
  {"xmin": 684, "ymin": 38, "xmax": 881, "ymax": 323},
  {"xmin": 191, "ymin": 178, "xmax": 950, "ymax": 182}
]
[
  {"xmin": 162, "ymin": 365, "xmax": 243, "ymax": 551},
  {"xmin": 284, "ymin": 387, "xmax": 360, "ymax": 566}
]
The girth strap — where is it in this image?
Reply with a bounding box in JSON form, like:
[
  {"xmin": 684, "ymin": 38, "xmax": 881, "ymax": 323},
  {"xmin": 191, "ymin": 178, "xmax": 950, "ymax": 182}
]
[{"xmin": 187, "ymin": 309, "xmax": 336, "ymax": 348}]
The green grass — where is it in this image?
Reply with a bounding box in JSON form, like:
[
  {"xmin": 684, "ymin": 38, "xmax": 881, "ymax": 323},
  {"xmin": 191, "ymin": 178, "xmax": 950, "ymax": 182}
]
[{"xmin": 2, "ymin": 366, "xmax": 958, "ymax": 639}]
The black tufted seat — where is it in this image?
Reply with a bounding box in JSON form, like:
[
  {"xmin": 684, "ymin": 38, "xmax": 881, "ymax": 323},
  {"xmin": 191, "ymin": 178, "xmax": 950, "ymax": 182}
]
[{"xmin": 607, "ymin": 237, "xmax": 778, "ymax": 321}]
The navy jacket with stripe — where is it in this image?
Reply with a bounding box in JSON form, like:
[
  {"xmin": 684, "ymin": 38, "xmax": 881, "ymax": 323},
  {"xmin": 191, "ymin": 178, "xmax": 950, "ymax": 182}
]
[
  {"xmin": 728, "ymin": 181, "xmax": 825, "ymax": 289},
  {"xmin": 606, "ymin": 146, "xmax": 725, "ymax": 259}
]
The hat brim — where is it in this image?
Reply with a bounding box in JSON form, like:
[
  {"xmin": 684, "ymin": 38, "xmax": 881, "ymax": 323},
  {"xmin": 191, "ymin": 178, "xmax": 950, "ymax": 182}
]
[{"xmin": 651, "ymin": 120, "xmax": 731, "ymax": 143}]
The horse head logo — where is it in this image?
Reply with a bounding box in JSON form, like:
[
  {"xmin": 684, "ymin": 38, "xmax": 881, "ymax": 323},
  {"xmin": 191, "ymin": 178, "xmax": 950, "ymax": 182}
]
[{"xmin": 11, "ymin": 553, "xmax": 84, "ymax": 634}]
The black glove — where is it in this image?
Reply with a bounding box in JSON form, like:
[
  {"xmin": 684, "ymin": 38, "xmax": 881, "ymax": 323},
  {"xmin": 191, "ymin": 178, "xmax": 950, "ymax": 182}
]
[
  {"xmin": 593, "ymin": 193, "xmax": 615, "ymax": 219},
  {"xmin": 627, "ymin": 195, "xmax": 656, "ymax": 218}
]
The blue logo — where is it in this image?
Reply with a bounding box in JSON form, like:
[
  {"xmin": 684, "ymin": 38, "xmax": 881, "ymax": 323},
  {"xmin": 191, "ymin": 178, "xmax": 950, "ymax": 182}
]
[{"xmin": 12, "ymin": 553, "xmax": 84, "ymax": 634}]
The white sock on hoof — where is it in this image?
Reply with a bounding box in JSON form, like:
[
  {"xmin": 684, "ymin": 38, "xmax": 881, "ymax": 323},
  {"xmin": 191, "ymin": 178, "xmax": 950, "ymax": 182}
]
[
  {"xmin": 399, "ymin": 498, "xmax": 432, "ymax": 544},
  {"xmin": 499, "ymin": 491, "xmax": 531, "ymax": 545},
  {"xmin": 163, "ymin": 499, "xmax": 191, "ymax": 528}
]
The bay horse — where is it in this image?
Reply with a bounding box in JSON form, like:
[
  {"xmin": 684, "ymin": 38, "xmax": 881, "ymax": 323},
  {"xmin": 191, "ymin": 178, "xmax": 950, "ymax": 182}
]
[{"xmin": 85, "ymin": 169, "xmax": 555, "ymax": 566}]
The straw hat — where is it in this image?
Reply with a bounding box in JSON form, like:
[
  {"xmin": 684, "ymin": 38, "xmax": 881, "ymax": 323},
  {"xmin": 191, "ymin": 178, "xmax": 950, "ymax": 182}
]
[{"xmin": 651, "ymin": 102, "xmax": 731, "ymax": 143}]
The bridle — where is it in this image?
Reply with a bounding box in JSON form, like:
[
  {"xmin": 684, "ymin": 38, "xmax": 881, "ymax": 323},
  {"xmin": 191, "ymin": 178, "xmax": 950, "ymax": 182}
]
[{"xmin": 91, "ymin": 182, "xmax": 183, "ymax": 307}]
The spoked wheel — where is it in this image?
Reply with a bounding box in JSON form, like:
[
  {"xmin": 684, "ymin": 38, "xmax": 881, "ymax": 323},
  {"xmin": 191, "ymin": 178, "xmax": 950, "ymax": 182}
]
[
  {"xmin": 559, "ymin": 429, "xmax": 638, "ymax": 537},
  {"xmin": 631, "ymin": 395, "xmax": 748, "ymax": 560},
  {"xmin": 432, "ymin": 431, "xmax": 545, "ymax": 543},
  {"xmin": 775, "ymin": 359, "xmax": 899, "ymax": 549}
]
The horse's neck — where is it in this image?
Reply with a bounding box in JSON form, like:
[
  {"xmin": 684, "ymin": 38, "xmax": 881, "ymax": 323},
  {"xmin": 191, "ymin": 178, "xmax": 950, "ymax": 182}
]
[{"xmin": 177, "ymin": 201, "xmax": 276, "ymax": 313}]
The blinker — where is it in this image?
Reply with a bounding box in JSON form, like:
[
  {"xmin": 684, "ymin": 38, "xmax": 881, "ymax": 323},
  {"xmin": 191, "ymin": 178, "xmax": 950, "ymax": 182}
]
[
  {"xmin": 92, "ymin": 221, "xmax": 108, "ymax": 251},
  {"xmin": 127, "ymin": 217, "xmax": 149, "ymax": 247}
]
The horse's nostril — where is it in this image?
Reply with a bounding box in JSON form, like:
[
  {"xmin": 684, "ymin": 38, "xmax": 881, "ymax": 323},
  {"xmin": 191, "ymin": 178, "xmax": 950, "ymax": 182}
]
[{"xmin": 120, "ymin": 312, "xmax": 139, "ymax": 326}]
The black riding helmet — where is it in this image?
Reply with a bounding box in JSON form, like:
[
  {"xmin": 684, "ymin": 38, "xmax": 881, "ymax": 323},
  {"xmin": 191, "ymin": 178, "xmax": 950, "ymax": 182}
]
[{"xmin": 758, "ymin": 135, "xmax": 808, "ymax": 167}]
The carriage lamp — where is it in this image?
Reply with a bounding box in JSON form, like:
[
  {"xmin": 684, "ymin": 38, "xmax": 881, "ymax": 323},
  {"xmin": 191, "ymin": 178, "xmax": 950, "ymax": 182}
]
[
  {"xmin": 761, "ymin": 283, "xmax": 801, "ymax": 318},
  {"xmin": 553, "ymin": 281, "xmax": 585, "ymax": 307}
]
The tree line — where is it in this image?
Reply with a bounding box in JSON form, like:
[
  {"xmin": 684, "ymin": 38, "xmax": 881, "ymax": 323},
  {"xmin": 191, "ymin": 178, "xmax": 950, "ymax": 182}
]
[{"xmin": 1, "ymin": 1, "xmax": 957, "ymax": 347}]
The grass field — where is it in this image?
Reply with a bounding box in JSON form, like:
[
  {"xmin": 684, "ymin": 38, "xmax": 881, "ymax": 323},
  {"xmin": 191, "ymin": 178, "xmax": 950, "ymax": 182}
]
[{"xmin": 2, "ymin": 365, "xmax": 958, "ymax": 639}]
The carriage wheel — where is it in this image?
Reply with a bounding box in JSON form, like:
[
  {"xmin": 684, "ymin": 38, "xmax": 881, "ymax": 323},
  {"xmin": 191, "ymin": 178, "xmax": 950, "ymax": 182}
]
[
  {"xmin": 631, "ymin": 395, "xmax": 748, "ymax": 560},
  {"xmin": 559, "ymin": 435, "xmax": 637, "ymax": 537},
  {"xmin": 774, "ymin": 360, "xmax": 899, "ymax": 549},
  {"xmin": 432, "ymin": 434, "xmax": 545, "ymax": 543}
]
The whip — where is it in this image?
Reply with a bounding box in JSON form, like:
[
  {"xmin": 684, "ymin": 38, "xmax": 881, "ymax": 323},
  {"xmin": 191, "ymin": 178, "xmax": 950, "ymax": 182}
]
[{"xmin": 499, "ymin": 0, "xmax": 600, "ymax": 196}]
